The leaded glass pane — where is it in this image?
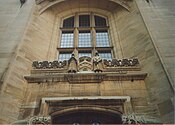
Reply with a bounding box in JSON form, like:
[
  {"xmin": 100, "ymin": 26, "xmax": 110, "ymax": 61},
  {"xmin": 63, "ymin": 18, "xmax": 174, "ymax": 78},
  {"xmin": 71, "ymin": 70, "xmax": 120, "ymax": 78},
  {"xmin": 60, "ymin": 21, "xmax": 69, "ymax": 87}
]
[
  {"xmin": 63, "ymin": 16, "xmax": 74, "ymax": 28},
  {"xmin": 79, "ymin": 15, "xmax": 90, "ymax": 27},
  {"xmin": 95, "ymin": 15, "xmax": 107, "ymax": 27},
  {"xmin": 96, "ymin": 30, "xmax": 110, "ymax": 47},
  {"xmin": 78, "ymin": 52, "xmax": 91, "ymax": 58},
  {"xmin": 98, "ymin": 52, "xmax": 112, "ymax": 60},
  {"xmin": 78, "ymin": 31, "xmax": 91, "ymax": 47},
  {"xmin": 60, "ymin": 31, "xmax": 74, "ymax": 48},
  {"xmin": 59, "ymin": 53, "xmax": 72, "ymax": 61}
]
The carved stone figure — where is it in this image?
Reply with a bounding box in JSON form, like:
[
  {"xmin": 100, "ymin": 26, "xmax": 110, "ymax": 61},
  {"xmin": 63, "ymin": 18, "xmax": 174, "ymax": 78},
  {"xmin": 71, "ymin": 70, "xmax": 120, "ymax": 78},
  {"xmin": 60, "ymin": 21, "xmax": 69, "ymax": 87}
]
[
  {"xmin": 92, "ymin": 51, "xmax": 103, "ymax": 72},
  {"xmin": 68, "ymin": 53, "xmax": 78, "ymax": 73}
]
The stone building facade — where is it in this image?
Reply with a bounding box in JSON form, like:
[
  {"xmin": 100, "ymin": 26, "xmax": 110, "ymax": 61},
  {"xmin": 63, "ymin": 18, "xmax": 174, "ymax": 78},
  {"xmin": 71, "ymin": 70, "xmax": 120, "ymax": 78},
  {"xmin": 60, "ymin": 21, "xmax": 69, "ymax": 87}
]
[{"xmin": 0, "ymin": 0, "xmax": 174, "ymax": 124}]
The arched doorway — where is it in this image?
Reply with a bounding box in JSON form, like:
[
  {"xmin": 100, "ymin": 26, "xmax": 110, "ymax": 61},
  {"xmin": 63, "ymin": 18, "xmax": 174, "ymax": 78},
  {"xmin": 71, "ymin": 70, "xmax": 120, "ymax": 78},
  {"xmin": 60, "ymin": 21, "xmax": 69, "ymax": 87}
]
[{"xmin": 51, "ymin": 108, "xmax": 122, "ymax": 124}]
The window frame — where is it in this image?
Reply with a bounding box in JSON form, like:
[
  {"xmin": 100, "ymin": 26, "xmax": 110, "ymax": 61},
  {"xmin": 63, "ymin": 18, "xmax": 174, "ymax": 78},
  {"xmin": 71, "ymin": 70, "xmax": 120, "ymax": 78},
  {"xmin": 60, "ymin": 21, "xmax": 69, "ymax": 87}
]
[{"xmin": 58, "ymin": 13, "xmax": 113, "ymax": 61}]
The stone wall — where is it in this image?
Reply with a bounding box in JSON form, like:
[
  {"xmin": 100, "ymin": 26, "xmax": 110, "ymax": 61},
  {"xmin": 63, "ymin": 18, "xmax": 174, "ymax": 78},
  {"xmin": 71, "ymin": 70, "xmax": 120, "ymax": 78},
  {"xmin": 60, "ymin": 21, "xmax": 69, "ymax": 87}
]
[
  {"xmin": 136, "ymin": 0, "xmax": 175, "ymax": 87},
  {"xmin": 0, "ymin": 0, "xmax": 34, "ymax": 89},
  {"xmin": 136, "ymin": 0, "xmax": 175, "ymax": 123},
  {"xmin": 0, "ymin": 0, "xmax": 56, "ymax": 123},
  {"xmin": 0, "ymin": 0, "xmax": 174, "ymax": 124},
  {"xmin": 0, "ymin": 0, "xmax": 35, "ymax": 124},
  {"xmin": 19, "ymin": 80, "xmax": 149, "ymax": 120},
  {"xmin": 113, "ymin": 1, "xmax": 174, "ymax": 123}
]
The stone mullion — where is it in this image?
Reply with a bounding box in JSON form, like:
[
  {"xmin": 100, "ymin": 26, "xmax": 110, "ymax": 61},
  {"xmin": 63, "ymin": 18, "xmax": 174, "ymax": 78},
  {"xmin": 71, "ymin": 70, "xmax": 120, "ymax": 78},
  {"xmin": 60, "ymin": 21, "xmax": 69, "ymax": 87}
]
[
  {"xmin": 74, "ymin": 13, "xmax": 79, "ymax": 58},
  {"xmin": 91, "ymin": 13, "xmax": 96, "ymax": 56},
  {"xmin": 91, "ymin": 12, "xmax": 95, "ymax": 27},
  {"xmin": 92, "ymin": 28, "xmax": 96, "ymax": 56}
]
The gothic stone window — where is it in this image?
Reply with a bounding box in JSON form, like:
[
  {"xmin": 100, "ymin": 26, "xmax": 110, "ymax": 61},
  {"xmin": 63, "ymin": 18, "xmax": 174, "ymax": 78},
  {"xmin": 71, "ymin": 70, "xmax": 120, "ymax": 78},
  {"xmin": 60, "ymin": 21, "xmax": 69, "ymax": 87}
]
[{"xmin": 58, "ymin": 14, "xmax": 113, "ymax": 60}]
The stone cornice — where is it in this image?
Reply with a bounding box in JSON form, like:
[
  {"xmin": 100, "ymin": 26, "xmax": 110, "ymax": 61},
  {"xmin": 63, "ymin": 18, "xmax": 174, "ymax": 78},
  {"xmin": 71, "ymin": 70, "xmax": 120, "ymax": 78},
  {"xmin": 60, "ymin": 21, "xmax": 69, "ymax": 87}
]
[{"xmin": 24, "ymin": 71, "xmax": 147, "ymax": 83}]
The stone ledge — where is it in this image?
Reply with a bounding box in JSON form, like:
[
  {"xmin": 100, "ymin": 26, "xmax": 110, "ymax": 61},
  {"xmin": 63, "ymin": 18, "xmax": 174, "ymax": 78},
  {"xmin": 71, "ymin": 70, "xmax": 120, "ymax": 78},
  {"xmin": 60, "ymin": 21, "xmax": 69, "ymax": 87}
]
[{"xmin": 24, "ymin": 72, "xmax": 147, "ymax": 83}]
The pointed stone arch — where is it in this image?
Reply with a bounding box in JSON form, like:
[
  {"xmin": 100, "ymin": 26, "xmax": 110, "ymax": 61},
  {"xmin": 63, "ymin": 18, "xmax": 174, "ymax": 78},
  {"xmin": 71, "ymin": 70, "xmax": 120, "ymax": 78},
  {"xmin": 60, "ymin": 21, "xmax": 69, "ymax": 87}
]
[{"xmin": 36, "ymin": 0, "xmax": 130, "ymax": 14}]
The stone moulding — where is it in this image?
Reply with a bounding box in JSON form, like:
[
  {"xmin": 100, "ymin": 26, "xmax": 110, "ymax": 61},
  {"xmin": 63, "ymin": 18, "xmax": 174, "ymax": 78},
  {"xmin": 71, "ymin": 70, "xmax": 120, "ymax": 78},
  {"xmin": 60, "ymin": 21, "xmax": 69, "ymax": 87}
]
[
  {"xmin": 24, "ymin": 72, "xmax": 147, "ymax": 83},
  {"xmin": 42, "ymin": 96, "xmax": 130, "ymax": 117}
]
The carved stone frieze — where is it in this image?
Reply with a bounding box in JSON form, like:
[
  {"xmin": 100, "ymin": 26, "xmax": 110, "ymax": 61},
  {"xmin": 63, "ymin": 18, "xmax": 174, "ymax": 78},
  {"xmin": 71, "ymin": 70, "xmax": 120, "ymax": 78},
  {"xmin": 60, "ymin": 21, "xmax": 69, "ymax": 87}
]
[
  {"xmin": 25, "ymin": 56, "xmax": 146, "ymax": 83},
  {"xmin": 32, "ymin": 60, "xmax": 67, "ymax": 69},
  {"xmin": 32, "ymin": 57, "xmax": 140, "ymax": 70},
  {"xmin": 103, "ymin": 58, "xmax": 139, "ymax": 67}
]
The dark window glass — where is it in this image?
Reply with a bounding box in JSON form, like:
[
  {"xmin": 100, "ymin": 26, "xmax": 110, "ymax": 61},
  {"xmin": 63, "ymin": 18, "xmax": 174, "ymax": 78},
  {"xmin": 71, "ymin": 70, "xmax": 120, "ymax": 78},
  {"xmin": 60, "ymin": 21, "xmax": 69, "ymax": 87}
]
[
  {"xmin": 78, "ymin": 31, "xmax": 91, "ymax": 47},
  {"xmin": 98, "ymin": 51, "xmax": 112, "ymax": 60},
  {"xmin": 96, "ymin": 30, "xmax": 110, "ymax": 47},
  {"xmin": 79, "ymin": 15, "xmax": 90, "ymax": 27},
  {"xmin": 95, "ymin": 15, "xmax": 107, "ymax": 27},
  {"xmin": 78, "ymin": 51, "xmax": 91, "ymax": 58},
  {"xmin": 60, "ymin": 31, "xmax": 74, "ymax": 48},
  {"xmin": 59, "ymin": 52, "xmax": 72, "ymax": 61},
  {"xmin": 63, "ymin": 16, "xmax": 74, "ymax": 28}
]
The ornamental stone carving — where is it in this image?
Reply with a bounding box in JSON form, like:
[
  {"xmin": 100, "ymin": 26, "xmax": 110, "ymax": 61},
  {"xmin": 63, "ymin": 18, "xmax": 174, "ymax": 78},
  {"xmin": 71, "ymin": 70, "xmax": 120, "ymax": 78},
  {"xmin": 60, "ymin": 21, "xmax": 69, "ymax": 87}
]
[
  {"xmin": 28, "ymin": 116, "xmax": 51, "ymax": 125},
  {"xmin": 103, "ymin": 58, "xmax": 139, "ymax": 67},
  {"xmin": 79, "ymin": 56, "xmax": 92, "ymax": 72},
  {"xmin": 122, "ymin": 114, "xmax": 160, "ymax": 124},
  {"xmin": 32, "ymin": 57, "xmax": 139, "ymax": 71},
  {"xmin": 32, "ymin": 60, "xmax": 67, "ymax": 69}
]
